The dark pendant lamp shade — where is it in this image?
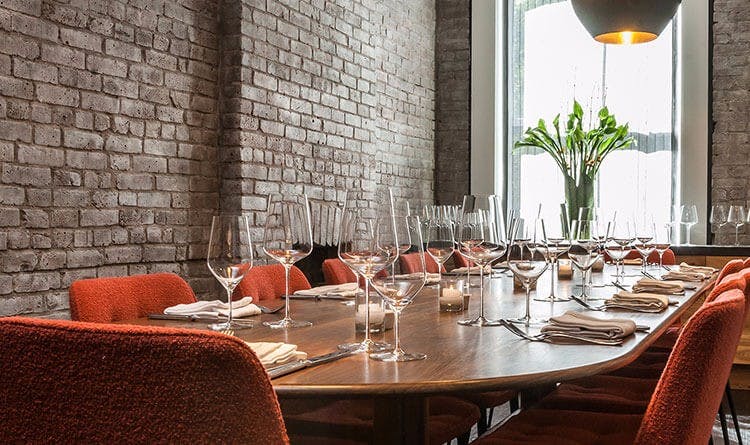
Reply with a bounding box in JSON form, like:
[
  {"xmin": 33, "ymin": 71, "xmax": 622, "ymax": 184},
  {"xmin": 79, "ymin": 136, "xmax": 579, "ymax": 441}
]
[{"xmin": 571, "ymin": 0, "xmax": 681, "ymax": 44}]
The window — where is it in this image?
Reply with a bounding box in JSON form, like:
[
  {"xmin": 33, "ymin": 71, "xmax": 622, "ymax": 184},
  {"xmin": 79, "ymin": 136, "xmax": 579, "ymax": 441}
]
[{"xmin": 507, "ymin": 0, "xmax": 677, "ymax": 225}]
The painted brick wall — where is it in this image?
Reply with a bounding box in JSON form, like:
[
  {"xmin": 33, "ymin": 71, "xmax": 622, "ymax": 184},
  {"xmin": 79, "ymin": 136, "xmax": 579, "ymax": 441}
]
[
  {"xmin": 0, "ymin": 0, "xmax": 435, "ymax": 318},
  {"xmin": 435, "ymin": 0, "xmax": 470, "ymax": 205},
  {"xmin": 711, "ymin": 0, "xmax": 750, "ymax": 244}
]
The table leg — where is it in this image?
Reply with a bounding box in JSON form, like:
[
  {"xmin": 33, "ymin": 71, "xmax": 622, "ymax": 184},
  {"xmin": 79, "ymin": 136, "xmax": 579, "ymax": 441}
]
[{"xmin": 373, "ymin": 396, "xmax": 429, "ymax": 445}]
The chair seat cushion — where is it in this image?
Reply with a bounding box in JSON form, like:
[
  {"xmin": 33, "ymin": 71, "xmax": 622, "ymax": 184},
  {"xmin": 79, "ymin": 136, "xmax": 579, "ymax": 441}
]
[
  {"xmin": 537, "ymin": 375, "xmax": 657, "ymax": 414},
  {"xmin": 456, "ymin": 390, "xmax": 517, "ymax": 409}
]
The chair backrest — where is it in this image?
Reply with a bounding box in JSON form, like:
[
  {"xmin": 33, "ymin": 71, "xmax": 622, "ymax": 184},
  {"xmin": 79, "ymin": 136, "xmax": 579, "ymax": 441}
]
[
  {"xmin": 453, "ymin": 251, "xmax": 474, "ymax": 269},
  {"xmin": 715, "ymin": 258, "xmax": 745, "ymax": 284},
  {"xmin": 235, "ymin": 264, "xmax": 311, "ymax": 301},
  {"xmin": 401, "ymin": 252, "xmax": 446, "ymax": 274},
  {"xmin": 0, "ymin": 317, "xmax": 289, "ymax": 444},
  {"xmin": 70, "ymin": 273, "xmax": 197, "ymax": 323},
  {"xmin": 323, "ymin": 258, "xmax": 357, "ymax": 285},
  {"xmin": 705, "ymin": 271, "xmax": 747, "ymax": 303},
  {"xmin": 743, "ymin": 257, "xmax": 750, "ymax": 269},
  {"xmin": 616, "ymin": 248, "xmax": 676, "ymax": 265},
  {"xmin": 635, "ymin": 288, "xmax": 746, "ymax": 445}
]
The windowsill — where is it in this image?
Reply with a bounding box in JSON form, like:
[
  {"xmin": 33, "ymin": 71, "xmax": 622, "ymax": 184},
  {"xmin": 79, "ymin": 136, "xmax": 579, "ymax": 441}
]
[{"xmin": 672, "ymin": 245, "xmax": 750, "ymax": 256}]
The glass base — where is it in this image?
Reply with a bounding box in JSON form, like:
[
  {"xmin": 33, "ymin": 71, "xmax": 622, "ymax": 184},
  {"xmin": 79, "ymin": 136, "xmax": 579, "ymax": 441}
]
[
  {"xmin": 338, "ymin": 339, "xmax": 391, "ymax": 353},
  {"xmin": 369, "ymin": 350, "xmax": 426, "ymax": 362},
  {"xmin": 262, "ymin": 318, "xmax": 312, "ymax": 329},
  {"xmin": 209, "ymin": 320, "xmax": 253, "ymax": 331},
  {"xmin": 533, "ymin": 295, "xmax": 571, "ymax": 302},
  {"xmin": 458, "ymin": 316, "xmax": 503, "ymax": 327},
  {"xmin": 507, "ymin": 316, "xmax": 548, "ymax": 327}
]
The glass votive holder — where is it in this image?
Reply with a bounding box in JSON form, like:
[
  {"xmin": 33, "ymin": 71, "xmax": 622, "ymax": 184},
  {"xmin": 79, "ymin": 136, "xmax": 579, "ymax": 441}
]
[
  {"xmin": 355, "ymin": 291, "xmax": 386, "ymax": 333},
  {"xmin": 439, "ymin": 279, "xmax": 465, "ymax": 312},
  {"xmin": 557, "ymin": 259, "xmax": 573, "ymax": 280}
]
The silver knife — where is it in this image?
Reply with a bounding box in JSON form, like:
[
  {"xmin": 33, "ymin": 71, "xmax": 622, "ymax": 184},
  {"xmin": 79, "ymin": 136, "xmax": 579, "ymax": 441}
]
[
  {"xmin": 267, "ymin": 349, "xmax": 354, "ymax": 379},
  {"xmin": 147, "ymin": 313, "xmax": 254, "ymax": 325},
  {"xmin": 287, "ymin": 293, "xmax": 353, "ymax": 301}
]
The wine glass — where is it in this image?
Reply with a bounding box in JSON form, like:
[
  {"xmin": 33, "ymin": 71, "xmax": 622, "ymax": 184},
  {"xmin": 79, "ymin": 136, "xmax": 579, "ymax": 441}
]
[
  {"xmin": 457, "ymin": 195, "xmax": 507, "ymax": 327},
  {"xmin": 206, "ymin": 215, "xmax": 254, "ymax": 331},
  {"xmin": 680, "ymin": 204, "xmax": 699, "ymax": 245},
  {"xmin": 337, "ymin": 195, "xmax": 397, "ymax": 353},
  {"xmin": 654, "ymin": 223, "xmax": 674, "ymax": 270},
  {"xmin": 534, "ymin": 213, "xmax": 570, "ymax": 302},
  {"xmin": 425, "ymin": 209, "xmax": 455, "ymax": 296},
  {"xmin": 604, "ymin": 219, "xmax": 633, "ymax": 284},
  {"xmin": 728, "ymin": 205, "xmax": 746, "ymax": 246},
  {"xmin": 709, "ymin": 204, "xmax": 729, "ymax": 241},
  {"xmin": 633, "ymin": 219, "xmax": 656, "ymax": 273},
  {"xmin": 568, "ymin": 219, "xmax": 600, "ymax": 301},
  {"xmin": 262, "ymin": 194, "xmax": 314, "ymax": 329},
  {"xmin": 389, "ymin": 199, "xmax": 412, "ymax": 280},
  {"xmin": 370, "ymin": 215, "xmax": 427, "ymax": 362},
  {"xmin": 507, "ymin": 219, "xmax": 549, "ymax": 326}
]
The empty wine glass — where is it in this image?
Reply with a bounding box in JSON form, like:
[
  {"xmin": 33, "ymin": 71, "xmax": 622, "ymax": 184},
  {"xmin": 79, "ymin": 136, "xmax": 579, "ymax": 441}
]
[
  {"xmin": 457, "ymin": 195, "xmax": 507, "ymax": 327},
  {"xmin": 654, "ymin": 223, "xmax": 674, "ymax": 270},
  {"xmin": 633, "ymin": 219, "xmax": 656, "ymax": 273},
  {"xmin": 262, "ymin": 194, "xmax": 314, "ymax": 329},
  {"xmin": 425, "ymin": 209, "xmax": 455, "ymax": 296},
  {"xmin": 337, "ymin": 192, "xmax": 397, "ymax": 353},
  {"xmin": 206, "ymin": 215, "xmax": 254, "ymax": 331},
  {"xmin": 535, "ymin": 214, "xmax": 571, "ymax": 302},
  {"xmin": 680, "ymin": 204, "xmax": 699, "ymax": 245},
  {"xmin": 728, "ymin": 205, "xmax": 746, "ymax": 246},
  {"xmin": 709, "ymin": 204, "xmax": 729, "ymax": 240},
  {"xmin": 370, "ymin": 215, "xmax": 427, "ymax": 362},
  {"xmin": 507, "ymin": 219, "xmax": 549, "ymax": 326},
  {"xmin": 604, "ymin": 219, "xmax": 633, "ymax": 284},
  {"xmin": 391, "ymin": 199, "xmax": 412, "ymax": 279},
  {"xmin": 568, "ymin": 219, "xmax": 600, "ymax": 301}
]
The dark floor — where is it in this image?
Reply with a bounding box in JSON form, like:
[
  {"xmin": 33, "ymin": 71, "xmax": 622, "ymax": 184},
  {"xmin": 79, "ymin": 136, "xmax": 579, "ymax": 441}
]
[{"xmin": 712, "ymin": 389, "xmax": 749, "ymax": 445}]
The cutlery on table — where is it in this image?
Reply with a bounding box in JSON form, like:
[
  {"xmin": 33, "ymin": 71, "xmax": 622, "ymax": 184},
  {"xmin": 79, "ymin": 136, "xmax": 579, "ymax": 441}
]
[
  {"xmin": 147, "ymin": 314, "xmax": 255, "ymax": 325},
  {"xmin": 641, "ymin": 271, "xmax": 659, "ymax": 280},
  {"xmin": 611, "ymin": 281, "xmax": 629, "ymax": 292},
  {"xmin": 267, "ymin": 349, "xmax": 355, "ymax": 379},
  {"xmin": 498, "ymin": 320, "xmax": 623, "ymax": 346},
  {"xmin": 256, "ymin": 303, "xmax": 285, "ymax": 314},
  {"xmin": 287, "ymin": 293, "xmax": 352, "ymax": 301}
]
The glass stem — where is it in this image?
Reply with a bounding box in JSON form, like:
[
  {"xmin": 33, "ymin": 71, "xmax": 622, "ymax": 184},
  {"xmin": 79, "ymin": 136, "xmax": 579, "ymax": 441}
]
[
  {"xmin": 437, "ymin": 267, "xmax": 442, "ymax": 301},
  {"xmin": 393, "ymin": 309, "xmax": 402, "ymax": 354},
  {"xmin": 391, "ymin": 263, "xmax": 396, "ymax": 284},
  {"xmin": 524, "ymin": 283, "xmax": 531, "ymax": 322},
  {"xmin": 581, "ymin": 269, "xmax": 588, "ymax": 300},
  {"xmin": 364, "ymin": 279, "xmax": 372, "ymax": 344},
  {"xmin": 549, "ymin": 258, "xmax": 557, "ymax": 298},
  {"xmin": 659, "ymin": 252, "xmax": 664, "ymax": 269},
  {"xmin": 736, "ymin": 226, "xmax": 740, "ymax": 246},
  {"xmin": 283, "ymin": 265, "xmax": 291, "ymax": 321},
  {"xmin": 642, "ymin": 254, "xmax": 648, "ymax": 272},
  {"xmin": 478, "ymin": 265, "xmax": 485, "ymax": 319},
  {"xmin": 226, "ymin": 287, "xmax": 234, "ymax": 325}
]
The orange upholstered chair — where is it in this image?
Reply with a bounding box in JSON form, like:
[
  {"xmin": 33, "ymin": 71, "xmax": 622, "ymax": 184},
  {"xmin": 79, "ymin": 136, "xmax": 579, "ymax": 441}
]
[
  {"xmin": 234, "ymin": 264, "xmax": 311, "ymax": 302},
  {"xmin": 0, "ymin": 317, "xmax": 289, "ymax": 444},
  {"xmin": 321, "ymin": 258, "xmax": 387, "ymax": 285},
  {"xmin": 605, "ymin": 248, "xmax": 676, "ymax": 265},
  {"xmin": 474, "ymin": 288, "xmax": 746, "ymax": 445},
  {"xmin": 401, "ymin": 252, "xmax": 446, "ymax": 274},
  {"xmin": 69, "ymin": 273, "xmax": 197, "ymax": 323},
  {"xmin": 453, "ymin": 251, "xmax": 475, "ymax": 268}
]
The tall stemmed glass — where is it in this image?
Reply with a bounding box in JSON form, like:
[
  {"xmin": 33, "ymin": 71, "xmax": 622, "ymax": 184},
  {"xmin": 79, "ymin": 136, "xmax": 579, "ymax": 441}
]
[
  {"xmin": 391, "ymin": 200, "xmax": 412, "ymax": 280},
  {"xmin": 370, "ymin": 215, "xmax": 427, "ymax": 362},
  {"xmin": 728, "ymin": 205, "xmax": 746, "ymax": 246},
  {"xmin": 633, "ymin": 219, "xmax": 656, "ymax": 273},
  {"xmin": 338, "ymin": 200, "xmax": 397, "ymax": 353},
  {"xmin": 535, "ymin": 214, "xmax": 571, "ymax": 302},
  {"xmin": 568, "ymin": 219, "xmax": 600, "ymax": 301},
  {"xmin": 425, "ymin": 209, "xmax": 455, "ymax": 295},
  {"xmin": 680, "ymin": 204, "xmax": 699, "ymax": 245},
  {"xmin": 206, "ymin": 215, "xmax": 254, "ymax": 331},
  {"xmin": 654, "ymin": 223, "xmax": 674, "ymax": 270},
  {"xmin": 710, "ymin": 204, "xmax": 728, "ymax": 241},
  {"xmin": 604, "ymin": 220, "xmax": 633, "ymax": 284},
  {"xmin": 262, "ymin": 194, "xmax": 314, "ymax": 328},
  {"xmin": 457, "ymin": 195, "xmax": 507, "ymax": 327},
  {"xmin": 507, "ymin": 219, "xmax": 549, "ymax": 326}
]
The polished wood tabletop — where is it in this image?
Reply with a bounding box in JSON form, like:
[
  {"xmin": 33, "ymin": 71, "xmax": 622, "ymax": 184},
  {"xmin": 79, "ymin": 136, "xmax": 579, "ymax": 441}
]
[{"xmin": 130, "ymin": 265, "xmax": 714, "ymax": 397}]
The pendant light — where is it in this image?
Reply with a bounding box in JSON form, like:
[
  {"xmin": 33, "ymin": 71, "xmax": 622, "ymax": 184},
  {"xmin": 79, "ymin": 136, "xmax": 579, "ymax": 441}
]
[{"xmin": 571, "ymin": 0, "xmax": 681, "ymax": 44}]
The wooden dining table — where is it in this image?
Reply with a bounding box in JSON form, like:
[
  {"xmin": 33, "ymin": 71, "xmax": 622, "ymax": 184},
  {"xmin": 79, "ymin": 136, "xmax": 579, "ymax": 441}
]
[{"xmin": 127, "ymin": 265, "xmax": 715, "ymax": 444}]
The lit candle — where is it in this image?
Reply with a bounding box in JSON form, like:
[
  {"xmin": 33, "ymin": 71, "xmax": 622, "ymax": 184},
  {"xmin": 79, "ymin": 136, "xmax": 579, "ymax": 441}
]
[
  {"xmin": 440, "ymin": 288, "xmax": 463, "ymax": 305},
  {"xmin": 355, "ymin": 303, "xmax": 386, "ymax": 333},
  {"xmin": 558, "ymin": 259, "xmax": 573, "ymax": 279}
]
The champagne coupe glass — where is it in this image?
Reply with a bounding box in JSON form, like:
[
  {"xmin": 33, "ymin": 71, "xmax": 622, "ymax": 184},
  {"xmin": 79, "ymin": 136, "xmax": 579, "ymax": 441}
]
[
  {"xmin": 206, "ymin": 215, "xmax": 254, "ymax": 331},
  {"xmin": 337, "ymin": 194, "xmax": 397, "ymax": 353},
  {"xmin": 604, "ymin": 219, "xmax": 633, "ymax": 284},
  {"xmin": 680, "ymin": 204, "xmax": 699, "ymax": 245},
  {"xmin": 633, "ymin": 218, "xmax": 656, "ymax": 273},
  {"xmin": 426, "ymin": 208, "xmax": 455, "ymax": 296},
  {"xmin": 534, "ymin": 214, "xmax": 571, "ymax": 302},
  {"xmin": 728, "ymin": 205, "xmax": 746, "ymax": 246},
  {"xmin": 654, "ymin": 223, "xmax": 674, "ymax": 270},
  {"xmin": 709, "ymin": 204, "xmax": 728, "ymax": 241},
  {"xmin": 370, "ymin": 215, "xmax": 427, "ymax": 362},
  {"xmin": 457, "ymin": 195, "xmax": 507, "ymax": 327},
  {"xmin": 507, "ymin": 219, "xmax": 549, "ymax": 326},
  {"xmin": 568, "ymin": 219, "xmax": 600, "ymax": 301},
  {"xmin": 262, "ymin": 194, "xmax": 314, "ymax": 329}
]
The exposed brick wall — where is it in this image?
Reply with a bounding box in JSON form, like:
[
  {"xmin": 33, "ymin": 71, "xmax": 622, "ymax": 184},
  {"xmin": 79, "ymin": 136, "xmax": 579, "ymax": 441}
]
[
  {"xmin": 434, "ymin": 0, "xmax": 470, "ymax": 204},
  {"xmin": 712, "ymin": 0, "xmax": 750, "ymax": 244},
  {"xmin": 0, "ymin": 0, "xmax": 435, "ymax": 318}
]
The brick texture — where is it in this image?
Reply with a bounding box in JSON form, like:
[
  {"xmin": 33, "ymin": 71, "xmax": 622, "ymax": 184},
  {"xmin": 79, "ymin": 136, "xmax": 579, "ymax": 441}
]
[
  {"xmin": 435, "ymin": 0, "xmax": 470, "ymax": 204},
  {"xmin": 712, "ymin": 0, "xmax": 750, "ymax": 244},
  {"xmin": 0, "ymin": 0, "xmax": 435, "ymax": 318}
]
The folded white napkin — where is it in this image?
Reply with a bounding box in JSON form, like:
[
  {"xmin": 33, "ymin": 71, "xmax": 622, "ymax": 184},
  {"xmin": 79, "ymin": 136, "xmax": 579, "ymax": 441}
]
[
  {"xmin": 661, "ymin": 270, "xmax": 708, "ymax": 282},
  {"xmin": 450, "ymin": 266, "xmax": 491, "ymax": 275},
  {"xmin": 164, "ymin": 296, "xmax": 261, "ymax": 318},
  {"xmin": 541, "ymin": 310, "xmax": 636, "ymax": 339},
  {"xmin": 245, "ymin": 342, "xmax": 307, "ymax": 367},
  {"xmin": 679, "ymin": 262, "xmax": 717, "ymax": 275},
  {"xmin": 394, "ymin": 273, "xmax": 440, "ymax": 284},
  {"xmin": 632, "ymin": 278, "xmax": 685, "ymax": 295},
  {"xmin": 293, "ymin": 282, "xmax": 360, "ymax": 298},
  {"xmin": 604, "ymin": 291, "xmax": 669, "ymax": 313}
]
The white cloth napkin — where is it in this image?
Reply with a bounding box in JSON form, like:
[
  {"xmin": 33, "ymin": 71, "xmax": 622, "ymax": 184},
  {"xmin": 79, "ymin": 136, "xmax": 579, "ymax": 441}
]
[
  {"xmin": 661, "ymin": 270, "xmax": 708, "ymax": 282},
  {"xmin": 450, "ymin": 266, "xmax": 491, "ymax": 275},
  {"xmin": 394, "ymin": 273, "xmax": 440, "ymax": 284},
  {"xmin": 679, "ymin": 262, "xmax": 717, "ymax": 275},
  {"xmin": 293, "ymin": 282, "xmax": 360, "ymax": 298},
  {"xmin": 164, "ymin": 296, "xmax": 261, "ymax": 318},
  {"xmin": 245, "ymin": 342, "xmax": 307, "ymax": 367},
  {"xmin": 632, "ymin": 278, "xmax": 685, "ymax": 295},
  {"xmin": 604, "ymin": 291, "xmax": 669, "ymax": 313},
  {"xmin": 541, "ymin": 311, "xmax": 636, "ymax": 339}
]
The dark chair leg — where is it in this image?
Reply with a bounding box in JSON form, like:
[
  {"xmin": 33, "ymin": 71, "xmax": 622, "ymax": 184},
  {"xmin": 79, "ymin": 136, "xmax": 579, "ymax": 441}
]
[
  {"xmin": 509, "ymin": 395, "xmax": 519, "ymax": 412},
  {"xmin": 487, "ymin": 407, "xmax": 495, "ymax": 427},
  {"xmin": 709, "ymin": 434, "xmax": 714, "ymax": 445},
  {"xmin": 477, "ymin": 409, "xmax": 488, "ymax": 435},
  {"xmin": 726, "ymin": 382, "xmax": 743, "ymax": 445},
  {"xmin": 719, "ymin": 400, "xmax": 730, "ymax": 445}
]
